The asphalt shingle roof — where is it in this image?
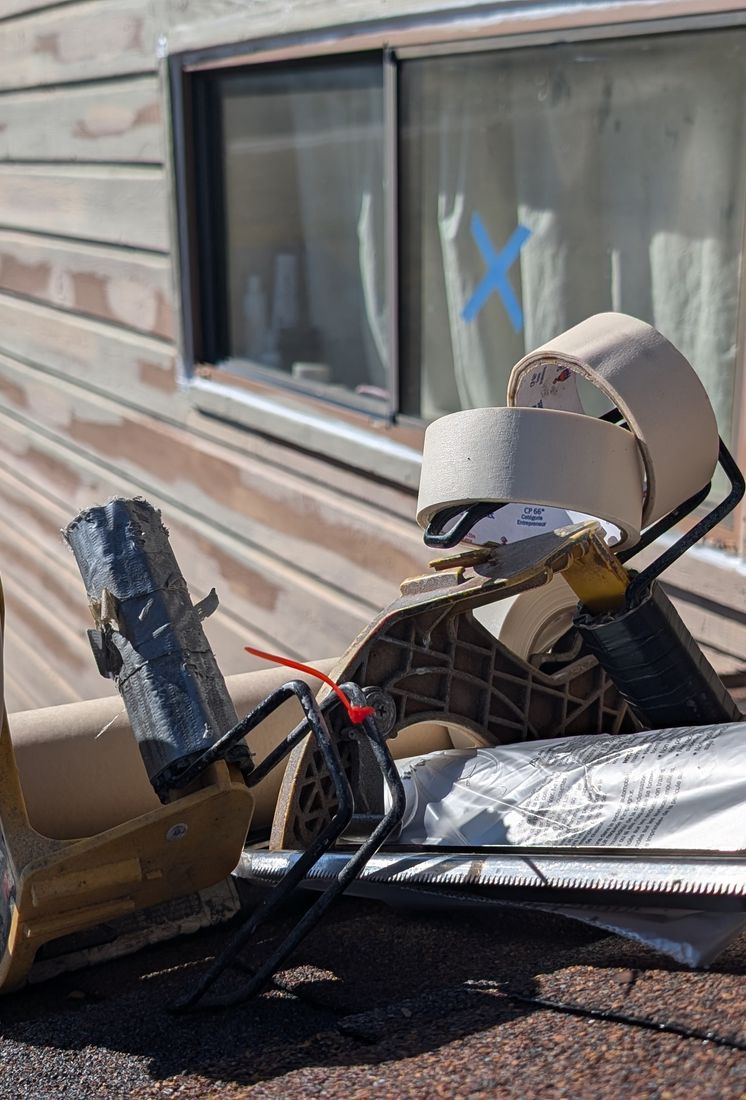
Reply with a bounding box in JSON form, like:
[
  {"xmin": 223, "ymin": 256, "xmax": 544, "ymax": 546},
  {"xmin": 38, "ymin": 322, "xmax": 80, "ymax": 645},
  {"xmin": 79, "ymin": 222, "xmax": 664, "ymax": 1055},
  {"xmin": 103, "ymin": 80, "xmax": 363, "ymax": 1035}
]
[{"xmin": 2, "ymin": 893, "xmax": 745, "ymax": 1098}]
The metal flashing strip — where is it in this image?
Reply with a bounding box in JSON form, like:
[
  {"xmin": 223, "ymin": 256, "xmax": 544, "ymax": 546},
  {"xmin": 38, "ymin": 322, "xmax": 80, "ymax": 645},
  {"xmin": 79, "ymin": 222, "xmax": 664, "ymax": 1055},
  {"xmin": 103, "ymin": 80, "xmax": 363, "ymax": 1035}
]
[
  {"xmin": 171, "ymin": 2, "xmax": 746, "ymax": 67},
  {"xmin": 238, "ymin": 848, "xmax": 746, "ymax": 911},
  {"xmin": 191, "ymin": 375, "xmax": 423, "ymax": 488}
]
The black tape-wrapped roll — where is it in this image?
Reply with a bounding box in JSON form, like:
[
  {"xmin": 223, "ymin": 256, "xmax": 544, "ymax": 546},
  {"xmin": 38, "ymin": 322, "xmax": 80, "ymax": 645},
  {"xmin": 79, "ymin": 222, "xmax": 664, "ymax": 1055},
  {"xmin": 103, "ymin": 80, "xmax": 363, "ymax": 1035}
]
[
  {"xmin": 65, "ymin": 498, "xmax": 252, "ymax": 801},
  {"xmin": 574, "ymin": 581, "xmax": 740, "ymax": 729}
]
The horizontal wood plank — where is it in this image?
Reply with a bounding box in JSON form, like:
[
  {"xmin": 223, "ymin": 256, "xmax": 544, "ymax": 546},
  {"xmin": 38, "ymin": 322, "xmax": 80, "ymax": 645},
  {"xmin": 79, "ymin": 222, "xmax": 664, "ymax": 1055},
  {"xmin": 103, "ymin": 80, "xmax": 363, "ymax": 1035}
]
[
  {"xmin": 0, "ymin": 534, "xmax": 117, "ymax": 709},
  {"xmin": 198, "ymin": 402, "xmax": 421, "ymax": 526},
  {"xmin": 0, "ymin": 1, "xmax": 75, "ymax": 16},
  {"xmin": 0, "ymin": 352, "xmax": 428, "ymax": 606},
  {"xmin": 0, "ymin": 1, "xmax": 78, "ymax": 18},
  {"xmin": 0, "ymin": 78, "xmax": 163, "ymax": 163},
  {"xmin": 0, "ymin": 294, "xmax": 181, "ymax": 414},
  {"xmin": 0, "ymin": 0, "xmax": 157, "ymax": 91},
  {"xmin": 0, "ymin": 230, "xmax": 173, "ymax": 338},
  {"xmin": 0, "ymin": 164, "xmax": 168, "ymax": 250},
  {"xmin": 0, "ymin": 409, "xmax": 368, "ymax": 663},
  {"xmin": 2, "ymin": 604, "xmax": 90, "ymax": 711},
  {"xmin": 166, "ymin": 0, "xmax": 477, "ymax": 48}
]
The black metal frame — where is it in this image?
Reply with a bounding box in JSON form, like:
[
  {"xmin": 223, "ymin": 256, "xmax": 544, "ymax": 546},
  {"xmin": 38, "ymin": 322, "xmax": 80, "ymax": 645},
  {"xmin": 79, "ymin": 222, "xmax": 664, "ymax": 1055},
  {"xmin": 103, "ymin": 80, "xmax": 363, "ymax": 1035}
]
[
  {"xmin": 624, "ymin": 438, "xmax": 745, "ymax": 603},
  {"xmin": 184, "ymin": 72, "xmax": 229, "ymax": 367},
  {"xmin": 170, "ymin": 681, "xmax": 406, "ymax": 1011}
]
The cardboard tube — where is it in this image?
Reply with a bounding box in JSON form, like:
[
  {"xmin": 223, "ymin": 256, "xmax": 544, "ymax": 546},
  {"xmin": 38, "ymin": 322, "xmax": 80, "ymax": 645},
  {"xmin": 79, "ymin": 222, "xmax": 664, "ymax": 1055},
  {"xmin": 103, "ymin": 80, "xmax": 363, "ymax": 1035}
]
[
  {"xmin": 9, "ymin": 665, "xmax": 457, "ymax": 840},
  {"xmin": 508, "ymin": 313, "xmax": 719, "ymax": 525},
  {"xmin": 417, "ymin": 406, "xmax": 645, "ymax": 548},
  {"xmin": 9, "ymin": 664, "xmax": 336, "ymax": 840}
]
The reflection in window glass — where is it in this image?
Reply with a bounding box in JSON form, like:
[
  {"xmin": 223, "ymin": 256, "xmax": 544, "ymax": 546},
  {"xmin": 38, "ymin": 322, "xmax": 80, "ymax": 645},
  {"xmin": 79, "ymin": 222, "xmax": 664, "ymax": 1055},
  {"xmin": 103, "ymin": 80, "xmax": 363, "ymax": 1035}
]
[
  {"xmin": 399, "ymin": 29, "xmax": 746, "ymax": 450},
  {"xmin": 221, "ymin": 57, "xmax": 387, "ymax": 406}
]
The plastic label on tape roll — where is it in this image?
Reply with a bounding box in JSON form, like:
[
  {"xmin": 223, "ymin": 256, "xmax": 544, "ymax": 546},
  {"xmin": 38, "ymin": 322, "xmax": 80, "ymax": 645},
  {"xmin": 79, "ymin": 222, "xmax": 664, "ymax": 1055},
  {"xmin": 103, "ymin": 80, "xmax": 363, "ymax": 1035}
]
[
  {"xmin": 507, "ymin": 313, "xmax": 719, "ymax": 525},
  {"xmin": 462, "ymin": 503, "xmax": 621, "ymax": 548},
  {"xmin": 416, "ymin": 406, "xmax": 645, "ymax": 549}
]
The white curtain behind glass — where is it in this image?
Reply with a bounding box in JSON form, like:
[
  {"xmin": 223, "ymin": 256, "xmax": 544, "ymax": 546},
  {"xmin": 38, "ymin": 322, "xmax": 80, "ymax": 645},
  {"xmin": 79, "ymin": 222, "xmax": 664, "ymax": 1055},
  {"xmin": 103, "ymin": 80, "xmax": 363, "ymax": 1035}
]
[
  {"xmin": 290, "ymin": 85, "xmax": 387, "ymax": 393},
  {"xmin": 403, "ymin": 31, "xmax": 746, "ymax": 442},
  {"xmin": 223, "ymin": 64, "xmax": 386, "ymax": 398}
]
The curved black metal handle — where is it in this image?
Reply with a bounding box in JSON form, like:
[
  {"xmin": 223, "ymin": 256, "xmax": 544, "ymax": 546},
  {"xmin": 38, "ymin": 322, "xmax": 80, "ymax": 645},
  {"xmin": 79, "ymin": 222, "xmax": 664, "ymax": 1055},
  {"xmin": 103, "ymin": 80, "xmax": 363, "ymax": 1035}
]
[
  {"xmin": 616, "ymin": 483, "xmax": 711, "ymax": 564},
  {"xmin": 173, "ymin": 683, "xmax": 406, "ymax": 1012},
  {"xmin": 423, "ymin": 501, "xmax": 505, "ymax": 549},
  {"xmin": 165, "ymin": 678, "xmax": 338, "ymax": 792},
  {"xmin": 625, "ymin": 437, "xmax": 744, "ymax": 605}
]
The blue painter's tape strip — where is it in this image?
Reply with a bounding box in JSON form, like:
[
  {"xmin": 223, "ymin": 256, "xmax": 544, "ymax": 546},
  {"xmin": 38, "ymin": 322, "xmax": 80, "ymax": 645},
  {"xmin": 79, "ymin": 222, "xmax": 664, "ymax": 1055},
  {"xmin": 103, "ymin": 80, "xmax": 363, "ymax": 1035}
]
[{"xmin": 462, "ymin": 215, "xmax": 532, "ymax": 332}]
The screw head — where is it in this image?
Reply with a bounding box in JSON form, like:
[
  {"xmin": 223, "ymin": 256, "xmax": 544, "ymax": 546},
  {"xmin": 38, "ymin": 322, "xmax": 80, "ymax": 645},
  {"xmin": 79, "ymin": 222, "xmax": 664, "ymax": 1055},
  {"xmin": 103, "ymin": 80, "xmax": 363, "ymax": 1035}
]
[{"xmin": 362, "ymin": 687, "xmax": 397, "ymax": 737}]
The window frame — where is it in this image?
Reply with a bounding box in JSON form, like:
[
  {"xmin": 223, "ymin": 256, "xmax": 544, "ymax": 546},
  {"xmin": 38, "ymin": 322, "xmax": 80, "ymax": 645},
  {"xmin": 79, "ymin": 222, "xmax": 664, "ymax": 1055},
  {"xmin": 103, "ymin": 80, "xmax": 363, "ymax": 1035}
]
[{"xmin": 167, "ymin": 1, "xmax": 746, "ymax": 540}]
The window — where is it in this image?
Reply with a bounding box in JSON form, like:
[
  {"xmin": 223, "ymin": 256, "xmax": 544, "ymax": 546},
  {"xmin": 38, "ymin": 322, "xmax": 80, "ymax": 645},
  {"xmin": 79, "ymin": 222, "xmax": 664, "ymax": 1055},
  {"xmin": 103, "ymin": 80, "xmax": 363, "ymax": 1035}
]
[
  {"xmin": 399, "ymin": 30, "xmax": 746, "ymax": 451},
  {"xmin": 177, "ymin": 21, "xmax": 746, "ymax": 483},
  {"xmin": 213, "ymin": 56, "xmax": 388, "ymax": 414}
]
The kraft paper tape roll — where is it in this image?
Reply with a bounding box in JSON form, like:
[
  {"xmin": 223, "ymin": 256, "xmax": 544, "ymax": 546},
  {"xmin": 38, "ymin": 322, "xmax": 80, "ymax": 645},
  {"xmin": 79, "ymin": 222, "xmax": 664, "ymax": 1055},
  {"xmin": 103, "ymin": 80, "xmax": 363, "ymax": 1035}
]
[
  {"xmin": 417, "ymin": 406, "xmax": 645, "ymax": 548},
  {"xmin": 473, "ymin": 575, "xmax": 578, "ymax": 661},
  {"xmin": 507, "ymin": 313, "xmax": 719, "ymax": 525},
  {"xmin": 9, "ymin": 662, "xmax": 338, "ymax": 840},
  {"xmin": 8, "ymin": 663, "xmax": 459, "ymax": 839}
]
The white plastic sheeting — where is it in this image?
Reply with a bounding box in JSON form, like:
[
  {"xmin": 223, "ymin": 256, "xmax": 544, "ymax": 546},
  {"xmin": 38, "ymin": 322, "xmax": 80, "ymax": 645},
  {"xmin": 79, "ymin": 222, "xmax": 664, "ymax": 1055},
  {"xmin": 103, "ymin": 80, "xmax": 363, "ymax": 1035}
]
[
  {"xmin": 386, "ymin": 723, "xmax": 746, "ymax": 965},
  {"xmin": 393, "ymin": 724, "xmax": 746, "ymax": 850}
]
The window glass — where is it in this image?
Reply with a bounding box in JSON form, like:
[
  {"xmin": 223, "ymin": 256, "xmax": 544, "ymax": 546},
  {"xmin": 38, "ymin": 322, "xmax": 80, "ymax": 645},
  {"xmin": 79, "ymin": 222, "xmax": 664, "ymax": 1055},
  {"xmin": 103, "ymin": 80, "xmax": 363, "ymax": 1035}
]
[
  {"xmin": 399, "ymin": 29, "xmax": 746, "ymax": 456},
  {"xmin": 220, "ymin": 57, "xmax": 388, "ymax": 408}
]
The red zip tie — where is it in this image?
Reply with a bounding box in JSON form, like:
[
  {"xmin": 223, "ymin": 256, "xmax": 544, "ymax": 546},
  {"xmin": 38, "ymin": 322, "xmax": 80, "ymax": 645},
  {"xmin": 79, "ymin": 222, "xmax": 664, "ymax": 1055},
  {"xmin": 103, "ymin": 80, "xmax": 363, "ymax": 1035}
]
[{"xmin": 244, "ymin": 646, "xmax": 376, "ymax": 725}]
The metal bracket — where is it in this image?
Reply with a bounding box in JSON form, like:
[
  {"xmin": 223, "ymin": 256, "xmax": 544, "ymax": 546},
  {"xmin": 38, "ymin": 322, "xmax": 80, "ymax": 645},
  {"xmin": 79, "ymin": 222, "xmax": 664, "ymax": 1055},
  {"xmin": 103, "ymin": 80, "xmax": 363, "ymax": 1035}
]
[
  {"xmin": 172, "ymin": 682, "xmax": 405, "ymax": 1011},
  {"xmin": 272, "ymin": 523, "xmax": 638, "ymax": 851}
]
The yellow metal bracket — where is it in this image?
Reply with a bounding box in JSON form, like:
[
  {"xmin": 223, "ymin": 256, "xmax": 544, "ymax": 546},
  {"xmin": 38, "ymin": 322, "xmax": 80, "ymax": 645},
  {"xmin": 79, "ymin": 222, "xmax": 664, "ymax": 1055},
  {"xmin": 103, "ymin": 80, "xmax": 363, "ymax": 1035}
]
[
  {"xmin": 0, "ymin": 586, "xmax": 253, "ymax": 994},
  {"xmin": 429, "ymin": 520, "xmax": 630, "ymax": 613}
]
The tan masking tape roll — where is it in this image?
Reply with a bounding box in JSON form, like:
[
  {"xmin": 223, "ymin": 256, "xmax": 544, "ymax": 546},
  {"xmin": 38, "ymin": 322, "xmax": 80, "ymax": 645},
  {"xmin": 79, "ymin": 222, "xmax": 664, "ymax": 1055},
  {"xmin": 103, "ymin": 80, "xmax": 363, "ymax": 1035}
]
[
  {"xmin": 417, "ymin": 406, "xmax": 645, "ymax": 548},
  {"xmin": 473, "ymin": 575, "xmax": 578, "ymax": 661},
  {"xmin": 507, "ymin": 313, "xmax": 719, "ymax": 525}
]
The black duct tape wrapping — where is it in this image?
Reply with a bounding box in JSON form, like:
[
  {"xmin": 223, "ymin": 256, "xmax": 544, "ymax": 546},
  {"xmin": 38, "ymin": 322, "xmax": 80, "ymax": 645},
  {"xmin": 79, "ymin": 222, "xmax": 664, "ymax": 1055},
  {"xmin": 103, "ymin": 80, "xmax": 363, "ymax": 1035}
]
[
  {"xmin": 574, "ymin": 581, "xmax": 740, "ymax": 729},
  {"xmin": 65, "ymin": 497, "xmax": 251, "ymax": 800}
]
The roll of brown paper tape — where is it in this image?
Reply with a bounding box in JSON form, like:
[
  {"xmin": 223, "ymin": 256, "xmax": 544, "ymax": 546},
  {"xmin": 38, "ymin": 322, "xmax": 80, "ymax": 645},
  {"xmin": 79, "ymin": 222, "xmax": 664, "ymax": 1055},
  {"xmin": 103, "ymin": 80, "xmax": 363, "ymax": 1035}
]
[
  {"xmin": 507, "ymin": 313, "xmax": 719, "ymax": 525},
  {"xmin": 473, "ymin": 575, "xmax": 578, "ymax": 660},
  {"xmin": 416, "ymin": 406, "xmax": 645, "ymax": 548},
  {"xmin": 9, "ymin": 664, "xmax": 456, "ymax": 840},
  {"xmin": 9, "ymin": 663, "xmax": 337, "ymax": 840}
]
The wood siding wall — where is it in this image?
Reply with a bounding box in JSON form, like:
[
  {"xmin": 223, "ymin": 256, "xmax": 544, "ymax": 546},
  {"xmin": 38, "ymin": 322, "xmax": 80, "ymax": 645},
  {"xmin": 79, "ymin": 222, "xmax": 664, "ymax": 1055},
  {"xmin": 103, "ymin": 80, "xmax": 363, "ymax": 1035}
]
[
  {"xmin": 0, "ymin": 0, "xmax": 432, "ymax": 711},
  {"xmin": 0, "ymin": 0, "xmax": 743, "ymax": 712}
]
